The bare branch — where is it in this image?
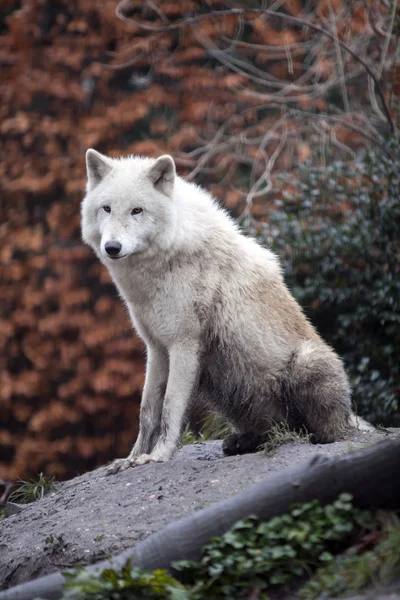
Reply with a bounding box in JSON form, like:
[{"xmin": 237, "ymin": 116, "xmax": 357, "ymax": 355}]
[
  {"xmin": 378, "ymin": 0, "xmax": 398, "ymax": 77},
  {"xmin": 116, "ymin": 1, "xmax": 395, "ymax": 133},
  {"xmin": 326, "ymin": 0, "xmax": 351, "ymax": 116}
]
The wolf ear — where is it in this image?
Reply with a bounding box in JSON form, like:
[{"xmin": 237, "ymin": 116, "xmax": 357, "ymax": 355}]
[
  {"xmin": 86, "ymin": 149, "xmax": 113, "ymax": 190},
  {"xmin": 148, "ymin": 155, "xmax": 175, "ymax": 197}
]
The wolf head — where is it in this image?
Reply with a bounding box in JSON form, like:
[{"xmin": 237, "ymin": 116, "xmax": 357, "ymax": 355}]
[{"xmin": 81, "ymin": 150, "xmax": 177, "ymax": 262}]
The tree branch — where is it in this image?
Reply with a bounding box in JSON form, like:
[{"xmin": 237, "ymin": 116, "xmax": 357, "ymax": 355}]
[{"xmin": 116, "ymin": 2, "xmax": 396, "ymax": 133}]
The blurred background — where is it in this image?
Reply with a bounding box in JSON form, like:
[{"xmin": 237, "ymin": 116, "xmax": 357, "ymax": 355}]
[{"xmin": 0, "ymin": 0, "xmax": 399, "ymax": 482}]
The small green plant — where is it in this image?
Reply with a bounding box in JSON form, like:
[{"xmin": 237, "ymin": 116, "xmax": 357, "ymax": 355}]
[
  {"xmin": 61, "ymin": 562, "xmax": 183, "ymax": 599},
  {"xmin": 180, "ymin": 424, "xmax": 200, "ymax": 446},
  {"xmin": 45, "ymin": 534, "xmax": 66, "ymax": 555},
  {"xmin": 300, "ymin": 517, "xmax": 400, "ymax": 599},
  {"xmin": 174, "ymin": 494, "xmax": 373, "ymax": 597},
  {"xmin": 199, "ymin": 413, "xmax": 230, "ymax": 441},
  {"xmin": 261, "ymin": 422, "xmax": 312, "ymax": 454},
  {"xmin": 180, "ymin": 413, "xmax": 230, "ymax": 446},
  {"xmin": 8, "ymin": 473, "xmax": 54, "ymax": 504}
]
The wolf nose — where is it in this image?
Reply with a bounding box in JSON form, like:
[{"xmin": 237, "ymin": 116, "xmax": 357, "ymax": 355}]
[{"xmin": 105, "ymin": 241, "xmax": 122, "ymax": 256}]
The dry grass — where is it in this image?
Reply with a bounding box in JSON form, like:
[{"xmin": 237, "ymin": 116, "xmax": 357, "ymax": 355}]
[{"xmin": 261, "ymin": 422, "xmax": 312, "ymax": 454}]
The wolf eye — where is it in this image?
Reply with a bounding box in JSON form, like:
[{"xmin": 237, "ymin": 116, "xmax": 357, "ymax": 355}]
[
  {"xmin": 103, "ymin": 206, "xmax": 111, "ymax": 213},
  {"xmin": 131, "ymin": 208, "xmax": 143, "ymax": 215}
]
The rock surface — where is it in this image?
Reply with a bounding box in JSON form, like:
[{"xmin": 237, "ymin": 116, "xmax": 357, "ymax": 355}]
[{"xmin": 1, "ymin": 429, "xmax": 399, "ymax": 594}]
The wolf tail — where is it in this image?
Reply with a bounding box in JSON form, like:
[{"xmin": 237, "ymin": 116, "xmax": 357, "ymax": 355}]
[{"xmin": 348, "ymin": 412, "xmax": 375, "ymax": 432}]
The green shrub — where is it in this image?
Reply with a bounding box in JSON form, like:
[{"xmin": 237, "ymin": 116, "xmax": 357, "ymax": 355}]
[
  {"xmin": 300, "ymin": 517, "xmax": 400, "ymax": 599},
  {"xmin": 256, "ymin": 139, "xmax": 400, "ymax": 425},
  {"xmin": 60, "ymin": 494, "xmax": 374, "ymax": 600},
  {"xmin": 174, "ymin": 493, "xmax": 373, "ymax": 598}
]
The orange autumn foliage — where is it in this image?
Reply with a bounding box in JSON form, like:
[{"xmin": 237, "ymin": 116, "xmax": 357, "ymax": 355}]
[{"xmin": 0, "ymin": 0, "xmax": 396, "ymax": 480}]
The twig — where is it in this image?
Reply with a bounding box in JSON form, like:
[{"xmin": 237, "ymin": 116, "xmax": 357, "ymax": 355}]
[
  {"xmin": 327, "ymin": 0, "xmax": 351, "ymax": 116},
  {"xmin": 378, "ymin": 0, "xmax": 398, "ymax": 77}
]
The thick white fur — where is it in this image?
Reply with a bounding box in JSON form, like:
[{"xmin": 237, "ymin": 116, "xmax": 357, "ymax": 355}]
[{"xmin": 81, "ymin": 150, "xmax": 372, "ymax": 474}]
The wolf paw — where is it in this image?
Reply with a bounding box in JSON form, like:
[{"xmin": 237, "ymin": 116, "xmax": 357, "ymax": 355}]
[
  {"xmin": 223, "ymin": 432, "xmax": 265, "ymax": 456},
  {"xmin": 105, "ymin": 458, "xmax": 135, "ymax": 475},
  {"xmin": 105, "ymin": 454, "xmax": 162, "ymax": 475},
  {"xmin": 132, "ymin": 453, "xmax": 155, "ymax": 466}
]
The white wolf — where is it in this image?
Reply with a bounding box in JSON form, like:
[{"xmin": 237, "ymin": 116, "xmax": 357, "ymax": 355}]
[{"xmin": 81, "ymin": 150, "xmax": 373, "ymax": 474}]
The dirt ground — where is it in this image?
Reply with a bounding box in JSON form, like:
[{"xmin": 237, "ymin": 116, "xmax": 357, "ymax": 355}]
[{"xmin": 1, "ymin": 428, "xmax": 399, "ymax": 594}]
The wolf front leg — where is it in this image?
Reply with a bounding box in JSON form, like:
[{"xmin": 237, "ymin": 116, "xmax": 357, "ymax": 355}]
[
  {"xmin": 108, "ymin": 339, "xmax": 200, "ymax": 472},
  {"xmin": 136, "ymin": 339, "xmax": 200, "ymax": 464},
  {"xmin": 106, "ymin": 344, "xmax": 169, "ymax": 475}
]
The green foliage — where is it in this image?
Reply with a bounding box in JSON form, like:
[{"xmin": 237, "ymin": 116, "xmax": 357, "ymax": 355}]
[
  {"xmin": 180, "ymin": 425, "xmax": 199, "ymax": 446},
  {"xmin": 60, "ymin": 494, "xmax": 373, "ymax": 600},
  {"xmin": 199, "ymin": 413, "xmax": 230, "ymax": 441},
  {"xmin": 62, "ymin": 562, "xmax": 184, "ymax": 599},
  {"xmin": 8, "ymin": 473, "xmax": 54, "ymax": 504},
  {"xmin": 258, "ymin": 139, "xmax": 400, "ymax": 425},
  {"xmin": 181, "ymin": 413, "xmax": 230, "ymax": 446},
  {"xmin": 300, "ymin": 517, "xmax": 400, "ymax": 599},
  {"xmin": 173, "ymin": 494, "xmax": 373, "ymax": 598}
]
